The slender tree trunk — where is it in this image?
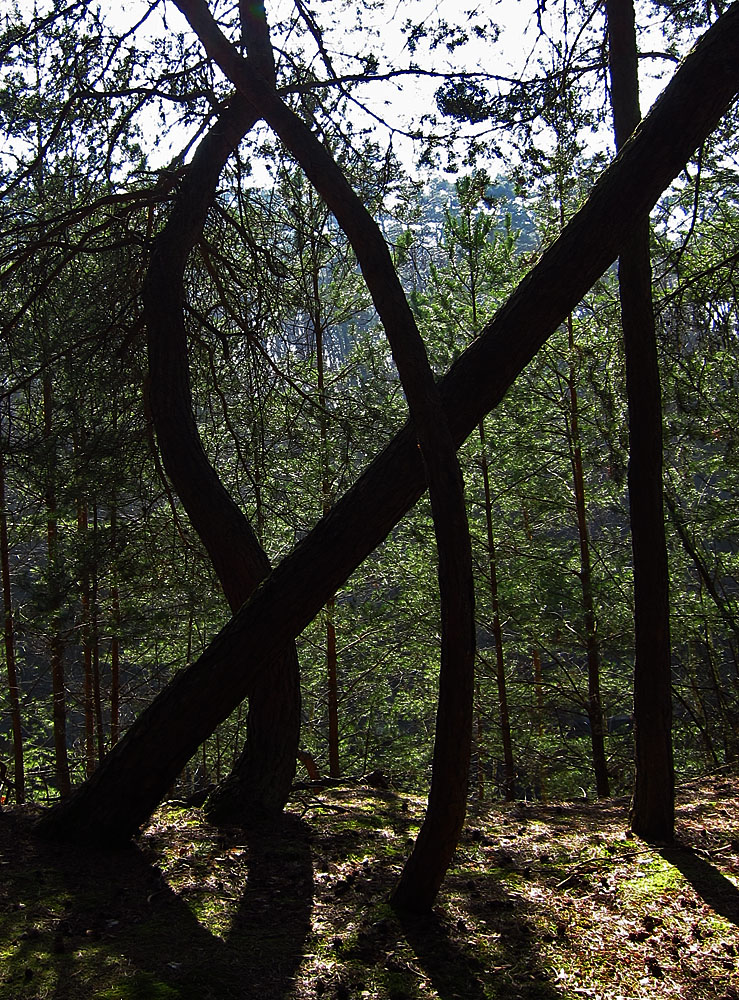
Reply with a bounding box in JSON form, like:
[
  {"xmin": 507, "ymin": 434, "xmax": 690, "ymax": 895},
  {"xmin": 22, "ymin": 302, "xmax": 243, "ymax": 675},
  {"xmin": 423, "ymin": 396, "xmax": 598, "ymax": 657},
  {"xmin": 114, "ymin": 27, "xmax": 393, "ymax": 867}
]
[
  {"xmin": 77, "ymin": 497, "xmax": 96, "ymax": 777},
  {"xmin": 35, "ymin": 13, "xmax": 739, "ymax": 847},
  {"xmin": 110, "ymin": 501, "xmax": 121, "ymax": 747},
  {"xmin": 478, "ymin": 421, "xmax": 515, "ymax": 801},
  {"xmin": 326, "ymin": 596, "xmax": 340, "ymax": 777},
  {"xmin": 315, "ymin": 313, "xmax": 340, "ymax": 778},
  {"xmin": 0, "ymin": 426, "xmax": 24, "ymax": 803},
  {"xmin": 565, "ymin": 314, "xmax": 610, "ymax": 798},
  {"xmin": 474, "ymin": 677, "xmax": 485, "ymax": 801},
  {"xmin": 532, "ymin": 647, "xmax": 547, "ymax": 800},
  {"xmin": 175, "ymin": 0, "xmax": 476, "ymax": 913},
  {"xmin": 43, "ymin": 376, "xmax": 71, "ymax": 797},
  {"xmin": 91, "ymin": 506, "xmax": 104, "ymax": 760},
  {"xmin": 666, "ymin": 491, "xmax": 739, "ymax": 643},
  {"xmin": 606, "ymin": 0, "xmax": 674, "ymax": 841}
]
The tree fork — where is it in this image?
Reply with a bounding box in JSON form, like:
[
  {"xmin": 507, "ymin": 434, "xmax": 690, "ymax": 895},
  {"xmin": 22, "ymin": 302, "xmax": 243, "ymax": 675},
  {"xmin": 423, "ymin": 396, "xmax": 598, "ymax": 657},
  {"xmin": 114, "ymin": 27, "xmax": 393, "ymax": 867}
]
[
  {"xmin": 142, "ymin": 65, "xmax": 301, "ymax": 819},
  {"xmin": 171, "ymin": 0, "xmax": 475, "ymax": 912},
  {"xmin": 35, "ymin": 3, "xmax": 739, "ymax": 846}
]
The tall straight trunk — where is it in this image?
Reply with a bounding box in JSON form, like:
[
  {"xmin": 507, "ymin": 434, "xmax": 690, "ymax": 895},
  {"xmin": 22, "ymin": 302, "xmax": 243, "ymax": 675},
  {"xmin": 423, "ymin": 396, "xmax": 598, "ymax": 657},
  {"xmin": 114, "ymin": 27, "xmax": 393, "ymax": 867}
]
[
  {"xmin": 35, "ymin": 12, "xmax": 739, "ymax": 847},
  {"xmin": 478, "ymin": 421, "xmax": 515, "ymax": 801},
  {"xmin": 474, "ymin": 677, "xmax": 485, "ymax": 800},
  {"xmin": 77, "ymin": 497, "xmax": 96, "ymax": 776},
  {"xmin": 565, "ymin": 314, "xmax": 610, "ymax": 798},
  {"xmin": 532, "ymin": 647, "xmax": 547, "ymax": 800},
  {"xmin": 315, "ymin": 312, "xmax": 340, "ymax": 778},
  {"xmin": 326, "ymin": 597, "xmax": 339, "ymax": 777},
  {"xmin": 43, "ymin": 375, "xmax": 71, "ymax": 797},
  {"xmin": 91, "ymin": 506, "xmax": 104, "ymax": 760},
  {"xmin": 606, "ymin": 0, "xmax": 674, "ymax": 841},
  {"xmin": 110, "ymin": 501, "xmax": 121, "ymax": 747},
  {"xmin": 0, "ymin": 428, "xmax": 24, "ymax": 803}
]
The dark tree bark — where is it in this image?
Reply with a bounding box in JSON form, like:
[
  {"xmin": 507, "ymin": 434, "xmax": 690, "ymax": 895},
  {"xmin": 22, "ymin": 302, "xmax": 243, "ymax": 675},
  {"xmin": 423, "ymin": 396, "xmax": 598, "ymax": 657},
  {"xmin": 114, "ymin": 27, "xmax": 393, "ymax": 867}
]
[
  {"xmin": 109, "ymin": 498, "xmax": 121, "ymax": 747},
  {"xmin": 0, "ymin": 424, "xmax": 24, "ymax": 804},
  {"xmin": 42, "ymin": 375, "xmax": 71, "ymax": 797},
  {"xmin": 76, "ymin": 496, "xmax": 96, "ymax": 776},
  {"xmin": 606, "ymin": 0, "xmax": 675, "ymax": 841},
  {"xmin": 35, "ymin": 4, "xmax": 739, "ymax": 849},
  {"xmin": 172, "ymin": 0, "xmax": 475, "ymax": 912},
  {"xmin": 142, "ymin": 81, "xmax": 302, "ymax": 821},
  {"xmin": 145, "ymin": 1, "xmax": 301, "ymax": 825}
]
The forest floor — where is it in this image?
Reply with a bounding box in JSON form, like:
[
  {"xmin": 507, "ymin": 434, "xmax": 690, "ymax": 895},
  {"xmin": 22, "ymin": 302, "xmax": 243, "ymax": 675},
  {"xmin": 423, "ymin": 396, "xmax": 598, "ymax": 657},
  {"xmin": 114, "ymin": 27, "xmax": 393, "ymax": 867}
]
[{"xmin": 0, "ymin": 771, "xmax": 738, "ymax": 1000}]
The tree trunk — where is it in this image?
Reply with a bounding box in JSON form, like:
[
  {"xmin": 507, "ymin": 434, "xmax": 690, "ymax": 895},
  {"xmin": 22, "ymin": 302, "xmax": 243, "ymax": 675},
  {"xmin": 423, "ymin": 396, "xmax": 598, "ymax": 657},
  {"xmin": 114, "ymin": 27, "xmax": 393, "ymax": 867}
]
[
  {"xmin": 43, "ymin": 375, "xmax": 71, "ymax": 797},
  {"xmin": 142, "ymin": 91, "xmax": 301, "ymax": 824},
  {"xmin": 174, "ymin": 0, "xmax": 475, "ymax": 913},
  {"xmin": 478, "ymin": 421, "xmax": 515, "ymax": 801},
  {"xmin": 77, "ymin": 497, "xmax": 96, "ymax": 776},
  {"xmin": 91, "ymin": 507, "xmax": 104, "ymax": 760},
  {"xmin": 532, "ymin": 647, "xmax": 547, "ymax": 801},
  {"xmin": 0, "ymin": 427, "xmax": 24, "ymax": 804},
  {"xmin": 606, "ymin": 0, "xmax": 674, "ymax": 841},
  {"xmin": 315, "ymin": 308, "xmax": 340, "ymax": 778},
  {"xmin": 326, "ymin": 597, "xmax": 340, "ymax": 778},
  {"xmin": 110, "ymin": 501, "xmax": 121, "ymax": 747},
  {"xmin": 565, "ymin": 314, "xmax": 610, "ymax": 798},
  {"xmin": 35, "ymin": 11, "xmax": 739, "ymax": 846}
]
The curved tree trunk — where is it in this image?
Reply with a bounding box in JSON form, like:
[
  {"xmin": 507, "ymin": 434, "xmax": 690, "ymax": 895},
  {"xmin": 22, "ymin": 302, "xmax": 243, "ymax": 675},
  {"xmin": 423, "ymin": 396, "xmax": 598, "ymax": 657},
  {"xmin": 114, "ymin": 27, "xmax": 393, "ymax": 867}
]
[
  {"xmin": 35, "ymin": 7, "xmax": 739, "ymax": 850},
  {"xmin": 142, "ymin": 41, "xmax": 300, "ymax": 820},
  {"xmin": 172, "ymin": 0, "xmax": 475, "ymax": 912},
  {"xmin": 606, "ymin": 0, "xmax": 674, "ymax": 841}
]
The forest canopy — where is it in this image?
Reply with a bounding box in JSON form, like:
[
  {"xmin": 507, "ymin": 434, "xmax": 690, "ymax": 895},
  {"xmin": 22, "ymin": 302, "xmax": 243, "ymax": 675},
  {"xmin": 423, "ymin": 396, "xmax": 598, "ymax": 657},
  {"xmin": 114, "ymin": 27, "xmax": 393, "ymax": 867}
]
[{"xmin": 1, "ymin": 0, "xmax": 739, "ymax": 910}]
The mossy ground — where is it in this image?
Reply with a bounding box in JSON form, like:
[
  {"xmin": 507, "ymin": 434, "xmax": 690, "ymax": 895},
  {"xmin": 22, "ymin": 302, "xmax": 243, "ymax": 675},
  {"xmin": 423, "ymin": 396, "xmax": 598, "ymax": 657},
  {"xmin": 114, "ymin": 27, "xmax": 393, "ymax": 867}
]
[{"xmin": 1, "ymin": 772, "xmax": 738, "ymax": 1000}]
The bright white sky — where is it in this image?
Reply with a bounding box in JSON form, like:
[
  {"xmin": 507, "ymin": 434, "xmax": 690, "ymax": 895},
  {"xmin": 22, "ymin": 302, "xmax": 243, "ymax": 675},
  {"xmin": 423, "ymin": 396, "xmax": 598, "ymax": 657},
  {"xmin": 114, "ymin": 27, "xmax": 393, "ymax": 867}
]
[{"xmin": 113, "ymin": 0, "xmax": 675, "ymax": 177}]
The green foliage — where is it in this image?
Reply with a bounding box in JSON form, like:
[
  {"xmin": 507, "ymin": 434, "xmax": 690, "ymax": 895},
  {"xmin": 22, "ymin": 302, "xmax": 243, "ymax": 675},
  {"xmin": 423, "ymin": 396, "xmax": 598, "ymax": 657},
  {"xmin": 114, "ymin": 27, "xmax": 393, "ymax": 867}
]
[{"xmin": 1, "ymin": 0, "xmax": 739, "ymax": 808}]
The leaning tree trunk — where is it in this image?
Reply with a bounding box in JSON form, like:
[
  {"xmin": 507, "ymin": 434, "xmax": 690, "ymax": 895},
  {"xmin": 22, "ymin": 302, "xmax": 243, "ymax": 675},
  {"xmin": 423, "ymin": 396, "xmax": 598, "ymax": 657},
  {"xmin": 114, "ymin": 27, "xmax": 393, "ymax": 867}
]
[
  {"xmin": 606, "ymin": 0, "xmax": 674, "ymax": 841},
  {"xmin": 35, "ymin": 8, "xmax": 739, "ymax": 847},
  {"xmin": 173, "ymin": 0, "xmax": 476, "ymax": 913}
]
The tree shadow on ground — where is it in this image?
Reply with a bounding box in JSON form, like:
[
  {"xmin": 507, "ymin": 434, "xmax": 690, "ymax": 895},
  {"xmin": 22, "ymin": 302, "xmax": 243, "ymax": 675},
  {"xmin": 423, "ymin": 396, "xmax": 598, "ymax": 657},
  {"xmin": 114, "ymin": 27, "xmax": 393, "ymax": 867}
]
[
  {"xmin": 0, "ymin": 808, "xmax": 313, "ymax": 1000},
  {"xmin": 660, "ymin": 845, "xmax": 739, "ymax": 927},
  {"xmin": 398, "ymin": 901, "xmax": 565, "ymax": 1000},
  {"xmin": 460, "ymin": 878, "xmax": 564, "ymax": 1000}
]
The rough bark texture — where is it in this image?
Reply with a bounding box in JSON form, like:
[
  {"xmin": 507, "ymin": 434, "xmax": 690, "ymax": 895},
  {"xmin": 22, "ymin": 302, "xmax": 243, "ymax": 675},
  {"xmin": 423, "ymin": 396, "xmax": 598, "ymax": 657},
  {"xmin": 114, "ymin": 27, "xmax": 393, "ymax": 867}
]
[
  {"xmin": 35, "ymin": 5, "xmax": 739, "ymax": 847},
  {"xmin": 607, "ymin": 0, "xmax": 675, "ymax": 841},
  {"xmin": 172, "ymin": 0, "xmax": 476, "ymax": 911},
  {"xmin": 143, "ymin": 86, "xmax": 301, "ymax": 822}
]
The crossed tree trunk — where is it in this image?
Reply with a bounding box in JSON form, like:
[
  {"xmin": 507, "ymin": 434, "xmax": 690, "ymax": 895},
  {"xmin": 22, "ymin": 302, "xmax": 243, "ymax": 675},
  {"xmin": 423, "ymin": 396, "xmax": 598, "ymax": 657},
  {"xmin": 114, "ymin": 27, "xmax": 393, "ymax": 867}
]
[{"xmin": 36, "ymin": 2, "xmax": 739, "ymax": 910}]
